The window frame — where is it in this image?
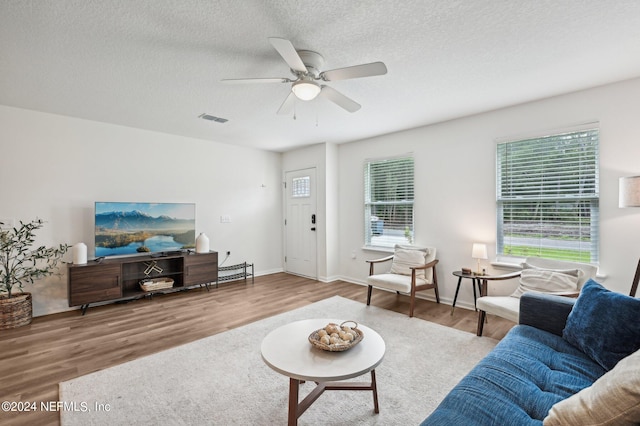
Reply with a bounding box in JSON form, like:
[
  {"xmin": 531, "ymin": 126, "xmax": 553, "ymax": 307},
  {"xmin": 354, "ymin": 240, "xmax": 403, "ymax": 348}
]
[
  {"xmin": 363, "ymin": 154, "xmax": 415, "ymax": 250},
  {"xmin": 495, "ymin": 124, "xmax": 600, "ymax": 264}
]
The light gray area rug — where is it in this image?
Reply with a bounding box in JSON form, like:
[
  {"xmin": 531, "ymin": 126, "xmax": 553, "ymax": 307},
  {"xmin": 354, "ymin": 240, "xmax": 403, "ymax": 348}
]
[{"xmin": 60, "ymin": 296, "xmax": 497, "ymax": 425}]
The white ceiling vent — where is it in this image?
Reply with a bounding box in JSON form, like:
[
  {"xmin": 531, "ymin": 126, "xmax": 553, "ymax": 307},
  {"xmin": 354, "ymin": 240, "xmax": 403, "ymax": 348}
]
[{"xmin": 199, "ymin": 113, "xmax": 228, "ymax": 123}]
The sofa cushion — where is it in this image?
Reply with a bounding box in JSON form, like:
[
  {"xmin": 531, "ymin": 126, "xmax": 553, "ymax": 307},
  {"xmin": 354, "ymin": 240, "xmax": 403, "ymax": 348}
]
[
  {"xmin": 544, "ymin": 349, "xmax": 640, "ymax": 425},
  {"xmin": 511, "ymin": 267, "xmax": 580, "ymax": 298},
  {"xmin": 421, "ymin": 324, "xmax": 605, "ymax": 425},
  {"xmin": 563, "ymin": 279, "xmax": 640, "ymax": 371}
]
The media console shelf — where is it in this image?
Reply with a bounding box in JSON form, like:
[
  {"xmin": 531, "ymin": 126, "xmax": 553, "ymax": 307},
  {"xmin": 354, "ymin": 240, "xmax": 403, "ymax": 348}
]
[
  {"xmin": 68, "ymin": 251, "xmax": 218, "ymax": 314},
  {"xmin": 217, "ymin": 261, "xmax": 254, "ymax": 286}
]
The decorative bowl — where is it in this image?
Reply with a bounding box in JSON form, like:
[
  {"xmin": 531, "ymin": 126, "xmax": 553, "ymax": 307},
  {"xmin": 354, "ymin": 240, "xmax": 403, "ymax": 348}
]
[{"xmin": 308, "ymin": 320, "xmax": 364, "ymax": 352}]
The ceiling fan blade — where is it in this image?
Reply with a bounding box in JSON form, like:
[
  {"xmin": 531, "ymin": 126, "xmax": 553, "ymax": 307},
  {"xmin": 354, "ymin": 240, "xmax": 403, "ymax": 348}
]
[
  {"xmin": 221, "ymin": 77, "xmax": 291, "ymax": 84},
  {"xmin": 268, "ymin": 37, "xmax": 308, "ymax": 73},
  {"xmin": 277, "ymin": 91, "xmax": 296, "ymax": 115},
  {"xmin": 319, "ymin": 85, "xmax": 361, "ymax": 113},
  {"xmin": 320, "ymin": 61, "xmax": 387, "ymax": 81}
]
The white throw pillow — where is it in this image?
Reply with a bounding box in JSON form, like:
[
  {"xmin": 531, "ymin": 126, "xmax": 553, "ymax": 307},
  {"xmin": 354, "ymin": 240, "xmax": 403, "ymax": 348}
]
[
  {"xmin": 390, "ymin": 246, "xmax": 428, "ymax": 279},
  {"xmin": 543, "ymin": 349, "xmax": 640, "ymax": 425},
  {"xmin": 510, "ymin": 267, "xmax": 580, "ymax": 298}
]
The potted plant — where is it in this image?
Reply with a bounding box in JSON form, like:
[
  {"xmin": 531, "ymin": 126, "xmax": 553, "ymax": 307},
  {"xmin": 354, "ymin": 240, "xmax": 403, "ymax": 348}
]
[{"xmin": 0, "ymin": 219, "xmax": 69, "ymax": 329}]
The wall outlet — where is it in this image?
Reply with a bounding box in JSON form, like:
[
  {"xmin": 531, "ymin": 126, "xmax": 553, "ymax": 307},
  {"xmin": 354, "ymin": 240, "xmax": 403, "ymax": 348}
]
[{"xmin": 220, "ymin": 215, "xmax": 231, "ymax": 223}]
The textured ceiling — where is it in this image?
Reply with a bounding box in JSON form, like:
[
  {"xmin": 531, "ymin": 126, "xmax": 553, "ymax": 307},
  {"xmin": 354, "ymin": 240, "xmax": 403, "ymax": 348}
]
[{"xmin": 2, "ymin": 1, "xmax": 640, "ymax": 152}]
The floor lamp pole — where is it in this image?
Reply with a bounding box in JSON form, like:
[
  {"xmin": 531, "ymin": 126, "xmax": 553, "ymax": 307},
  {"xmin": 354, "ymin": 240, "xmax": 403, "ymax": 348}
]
[{"xmin": 631, "ymin": 258, "xmax": 640, "ymax": 297}]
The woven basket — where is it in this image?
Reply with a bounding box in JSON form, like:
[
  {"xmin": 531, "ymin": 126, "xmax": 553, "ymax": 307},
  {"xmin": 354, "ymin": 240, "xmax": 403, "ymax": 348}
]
[
  {"xmin": 308, "ymin": 320, "xmax": 364, "ymax": 352},
  {"xmin": 0, "ymin": 292, "xmax": 33, "ymax": 329},
  {"xmin": 140, "ymin": 277, "xmax": 174, "ymax": 292}
]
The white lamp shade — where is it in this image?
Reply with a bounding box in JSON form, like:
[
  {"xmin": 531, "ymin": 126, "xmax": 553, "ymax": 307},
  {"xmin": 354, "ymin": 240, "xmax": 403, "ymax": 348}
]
[
  {"xmin": 619, "ymin": 176, "xmax": 640, "ymax": 207},
  {"xmin": 472, "ymin": 243, "xmax": 488, "ymax": 260}
]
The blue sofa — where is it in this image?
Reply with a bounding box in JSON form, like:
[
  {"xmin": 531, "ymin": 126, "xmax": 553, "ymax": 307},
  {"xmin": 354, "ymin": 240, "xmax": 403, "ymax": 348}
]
[{"xmin": 422, "ymin": 280, "xmax": 640, "ymax": 425}]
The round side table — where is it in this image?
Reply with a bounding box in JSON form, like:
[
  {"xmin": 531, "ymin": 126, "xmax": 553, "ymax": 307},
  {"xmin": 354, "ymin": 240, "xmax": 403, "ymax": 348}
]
[
  {"xmin": 261, "ymin": 319, "xmax": 386, "ymax": 426},
  {"xmin": 451, "ymin": 271, "xmax": 484, "ymax": 314}
]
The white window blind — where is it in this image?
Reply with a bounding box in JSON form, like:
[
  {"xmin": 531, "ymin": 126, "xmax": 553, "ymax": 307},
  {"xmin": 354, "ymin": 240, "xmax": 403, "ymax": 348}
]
[
  {"xmin": 364, "ymin": 156, "xmax": 414, "ymax": 248},
  {"xmin": 496, "ymin": 127, "xmax": 599, "ymax": 263}
]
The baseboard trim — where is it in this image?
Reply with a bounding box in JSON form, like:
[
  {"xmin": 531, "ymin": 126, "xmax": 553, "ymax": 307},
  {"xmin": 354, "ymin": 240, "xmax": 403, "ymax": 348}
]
[{"xmin": 334, "ymin": 275, "xmax": 479, "ymax": 312}]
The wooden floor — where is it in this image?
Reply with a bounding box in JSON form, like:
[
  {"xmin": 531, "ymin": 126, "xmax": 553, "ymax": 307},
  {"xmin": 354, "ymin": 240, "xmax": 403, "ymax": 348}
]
[{"xmin": 0, "ymin": 273, "xmax": 514, "ymax": 426}]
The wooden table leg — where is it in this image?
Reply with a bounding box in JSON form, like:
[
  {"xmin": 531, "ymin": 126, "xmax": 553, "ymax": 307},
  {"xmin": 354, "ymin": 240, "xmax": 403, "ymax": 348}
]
[
  {"xmin": 371, "ymin": 369, "xmax": 379, "ymax": 413},
  {"xmin": 480, "ymin": 278, "xmax": 488, "ymax": 324},
  {"xmin": 288, "ymin": 378, "xmax": 300, "ymax": 426},
  {"xmin": 288, "ymin": 370, "xmax": 380, "ymax": 423},
  {"xmin": 472, "ymin": 278, "xmax": 478, "ymax": 310},
  {"xmin": 477, "ymin": 309, "xmax": 486, "ymax": 336},
  {"xmin": 476, "ymin": 278, "xmax": 487, "ymax": 336}
]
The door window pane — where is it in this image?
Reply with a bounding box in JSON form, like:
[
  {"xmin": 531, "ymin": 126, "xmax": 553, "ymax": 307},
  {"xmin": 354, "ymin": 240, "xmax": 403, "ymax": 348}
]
[{"xmin": 292, "ymin": 176, "xmax": 311, "ymax": 198}]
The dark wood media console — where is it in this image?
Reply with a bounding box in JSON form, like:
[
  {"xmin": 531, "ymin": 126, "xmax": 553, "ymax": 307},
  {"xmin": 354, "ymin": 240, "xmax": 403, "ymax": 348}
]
[{"xmin": 68, "ymin": 251, "xmax": 218, "ymax": 314}]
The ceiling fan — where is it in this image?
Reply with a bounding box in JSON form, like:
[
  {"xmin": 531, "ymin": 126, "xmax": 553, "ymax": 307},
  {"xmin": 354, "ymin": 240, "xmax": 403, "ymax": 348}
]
[{"xmin": 221, "ymin": 37, "xmax": 387, "ymax": 114}]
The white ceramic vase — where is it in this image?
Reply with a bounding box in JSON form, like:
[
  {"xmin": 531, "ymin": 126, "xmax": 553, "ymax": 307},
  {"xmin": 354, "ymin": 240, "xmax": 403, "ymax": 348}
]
[
  {"xmin": 196, "ymin": 233, "xmax": 210, "ymax": 253},
  {"xmin": 72, "ymin": 242, "xmax": 87, "ymax": 264}
]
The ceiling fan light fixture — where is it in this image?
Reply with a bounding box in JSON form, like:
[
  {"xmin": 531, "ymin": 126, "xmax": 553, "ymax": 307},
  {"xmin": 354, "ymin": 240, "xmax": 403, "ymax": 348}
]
[{"xmin": 291, "ymin": 79, "xmax": 321, "ymax": 101}]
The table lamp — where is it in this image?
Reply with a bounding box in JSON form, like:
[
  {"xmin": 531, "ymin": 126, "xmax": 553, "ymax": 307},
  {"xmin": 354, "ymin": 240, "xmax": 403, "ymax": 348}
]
[{"xmin": 472, "ymin": 243, "xmax": 488, "ymax": 275}]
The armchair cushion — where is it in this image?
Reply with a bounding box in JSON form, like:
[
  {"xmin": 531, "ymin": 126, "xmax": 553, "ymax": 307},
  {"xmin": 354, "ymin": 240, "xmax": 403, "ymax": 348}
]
[
  {"xmin": 563, "ymin": 279, "xmax": 640, "ymax": 371},
  {"xmin": 510, "ymin": 267, "xmax": 581, "ymax": 299},
  {"xmin": 476, "ymin": 296, "xmax": 521, "ymax": 323},
  {"xmin": 389, "ymin": 245, "xmax": 430, "ymax": 279},
  {"xmin": 367, "ymin": 273, "xmax": 428, "ymax": 293}
]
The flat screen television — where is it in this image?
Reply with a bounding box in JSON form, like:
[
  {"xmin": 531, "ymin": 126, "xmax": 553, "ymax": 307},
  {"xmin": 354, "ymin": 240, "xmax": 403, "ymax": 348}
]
[{"xmin": 94, "ymin": 202, "xmax": 196, "ymax": 258}]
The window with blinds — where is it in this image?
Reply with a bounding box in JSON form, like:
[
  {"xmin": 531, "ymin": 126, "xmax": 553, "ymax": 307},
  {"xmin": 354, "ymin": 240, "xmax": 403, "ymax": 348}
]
[
  {"xmin": 364, "ymin": 155, "xmax": 414, "ymax": 248},
  {"xmin": 496, "ymin": 127, "xmax": 599, "ymax": 263}
]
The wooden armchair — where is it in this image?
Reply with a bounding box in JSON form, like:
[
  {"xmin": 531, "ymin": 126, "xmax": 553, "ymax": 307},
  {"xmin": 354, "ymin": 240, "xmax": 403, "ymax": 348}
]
[
  {"xmin": 476, "ymin": 257, "xmax": 598, "ymax": 336},
  {"xmin": 366, "ymin": 245, "xmax": 439, "ymax": 317}
]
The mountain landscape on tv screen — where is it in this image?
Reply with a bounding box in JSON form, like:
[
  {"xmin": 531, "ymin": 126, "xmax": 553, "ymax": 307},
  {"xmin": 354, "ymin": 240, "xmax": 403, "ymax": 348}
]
[
  {"xmin": 95, "ymin": 210, "xmax": 194, "ymax": 231},
  {"xmin": 95, "ymin": 210, "xmax": 195, "ymax": 256}
]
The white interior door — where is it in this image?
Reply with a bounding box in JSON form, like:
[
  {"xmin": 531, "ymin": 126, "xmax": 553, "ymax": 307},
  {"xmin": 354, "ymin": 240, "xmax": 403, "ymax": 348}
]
[{"xmin": 284, "ymin": 168, "xmax": 317, "ymax": 279}]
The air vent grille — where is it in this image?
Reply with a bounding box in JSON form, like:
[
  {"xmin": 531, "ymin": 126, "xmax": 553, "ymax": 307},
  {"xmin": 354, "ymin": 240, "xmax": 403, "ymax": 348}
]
[{"xmin": 199, "ymin": 113, "xmax": 228, "ymax": 123}]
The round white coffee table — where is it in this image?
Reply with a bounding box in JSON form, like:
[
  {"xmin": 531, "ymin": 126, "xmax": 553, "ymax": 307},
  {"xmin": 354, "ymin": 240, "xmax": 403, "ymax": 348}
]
[{"xmin": 261, "ymin": 319, "xmax": 386, "ymax": 426}]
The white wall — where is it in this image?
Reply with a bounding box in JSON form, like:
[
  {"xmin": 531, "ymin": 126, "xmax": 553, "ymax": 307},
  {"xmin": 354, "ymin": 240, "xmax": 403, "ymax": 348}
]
[
  {"xmin": 338, "ymin": 78, "xmax": 640, "ymax": 309},
  {"xmin": 324, "ymin": 143, "xmax": 340, "ymax": 281},
  {"xmin": 0, "ymin": 105, "xmax": 283, "ymax": 316},
  {"xmin": 4, "ymin": 77, "xmax": 639, "ymax": 318}
]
